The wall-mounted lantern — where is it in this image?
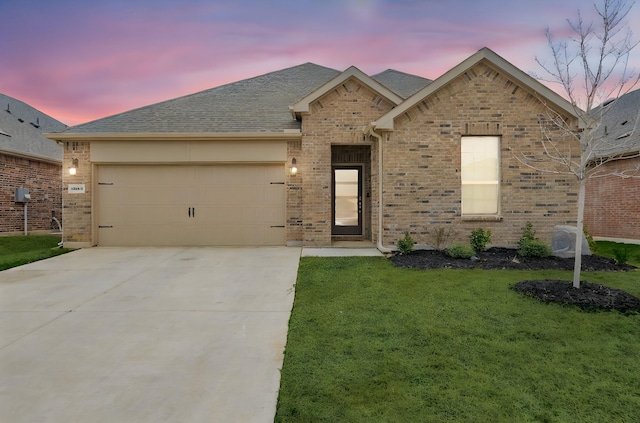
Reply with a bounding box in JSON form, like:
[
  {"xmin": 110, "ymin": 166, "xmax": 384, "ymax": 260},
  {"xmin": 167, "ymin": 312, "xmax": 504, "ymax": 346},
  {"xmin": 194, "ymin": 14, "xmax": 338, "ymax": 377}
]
[
  {"xmin": 290, "ymin": 157, "xmax": 298, "ymax": 176},
  {"xmin": 69, "ymin": 158, "xmax": 79, "ymax": 176}
]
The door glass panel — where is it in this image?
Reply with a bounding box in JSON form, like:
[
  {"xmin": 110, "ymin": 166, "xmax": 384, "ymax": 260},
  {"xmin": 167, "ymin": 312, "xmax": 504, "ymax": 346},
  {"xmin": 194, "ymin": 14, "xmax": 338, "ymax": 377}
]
[{"xmin": 334, "ymin": 169, "xmax": 359, "ymax": 227}]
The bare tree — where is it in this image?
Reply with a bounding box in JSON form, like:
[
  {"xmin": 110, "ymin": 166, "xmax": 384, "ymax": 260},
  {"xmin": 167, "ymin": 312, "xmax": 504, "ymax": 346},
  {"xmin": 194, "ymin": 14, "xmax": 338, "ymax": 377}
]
[{"xmin": 525, "ymin": 0, "xmax": 640, "ymax": 288}]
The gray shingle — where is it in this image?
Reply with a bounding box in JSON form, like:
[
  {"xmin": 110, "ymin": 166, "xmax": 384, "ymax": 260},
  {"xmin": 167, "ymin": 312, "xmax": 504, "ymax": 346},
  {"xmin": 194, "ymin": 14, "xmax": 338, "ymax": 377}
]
[
  {"xmin": 593, "ymin": 88, "xmax": 640, "ymax": 157},
  {"xmin": 372, "ymin": 69, "xmax": 432, "ymax": 99},
  {"xmin": 62, "ymin": 63, "xmax": 341, "ymax": 134},
  {"xmin": 0, "ymin": 93, "xmax": 66, "ymax": 160}
]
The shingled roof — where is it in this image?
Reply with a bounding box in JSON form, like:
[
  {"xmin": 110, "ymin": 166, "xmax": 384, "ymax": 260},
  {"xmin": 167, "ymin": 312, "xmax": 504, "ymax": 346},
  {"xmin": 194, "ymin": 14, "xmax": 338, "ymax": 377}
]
[
  {"xmin": 0, "ymin": 93, "xmax": 66, "ymax": 162},
  {"xmin": 371, "ymin": 69, "xmax": 431, "ymax": 99},
  {"xmin": 60, "ymin": 63, "xmax": 341, "ymax": 135},
  {"xmin": 593, "ymin": 88, "xmax": 640, "ymax": 157},
  {"xmin": 55, "ymin": 63, "xmax": 432, "ymax": 136}
]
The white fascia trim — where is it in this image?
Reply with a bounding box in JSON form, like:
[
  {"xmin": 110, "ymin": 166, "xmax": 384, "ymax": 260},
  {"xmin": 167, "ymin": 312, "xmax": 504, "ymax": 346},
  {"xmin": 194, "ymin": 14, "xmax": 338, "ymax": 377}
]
[
  {"xmin": 44, "ymin": 131, "xmax": 302, "ymax": 142},
  {"xmin": 291, "ymin": 66, "xmax": 404, "ymax": 116},
  {"xmin": 374, "ymin": 47, "xmax": 580, "ymax": 131}
]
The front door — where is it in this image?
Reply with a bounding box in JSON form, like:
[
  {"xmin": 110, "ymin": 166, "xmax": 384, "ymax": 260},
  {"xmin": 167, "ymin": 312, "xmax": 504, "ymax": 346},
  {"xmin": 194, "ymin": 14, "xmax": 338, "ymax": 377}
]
[{"xmin": 332, "ymin": 166, "xmax": 362, "ymax": 236}]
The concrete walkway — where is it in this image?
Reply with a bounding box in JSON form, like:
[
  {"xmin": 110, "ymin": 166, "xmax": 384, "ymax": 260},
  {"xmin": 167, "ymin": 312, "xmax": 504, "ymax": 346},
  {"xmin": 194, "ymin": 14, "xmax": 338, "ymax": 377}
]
[
  {"xmin": 301, "ymin": 247, "xmax": 384, "ymax": 257},
  {"xmin": 0, "ymin": 247, "xmax": 300, "ymax": 423}
]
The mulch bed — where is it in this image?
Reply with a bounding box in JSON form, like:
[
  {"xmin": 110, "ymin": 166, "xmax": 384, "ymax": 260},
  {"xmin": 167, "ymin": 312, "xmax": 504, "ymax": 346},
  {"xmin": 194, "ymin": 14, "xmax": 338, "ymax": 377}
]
[{"xmin": 390, "ymin": 248, "xmax": 640, "ymax": 312}]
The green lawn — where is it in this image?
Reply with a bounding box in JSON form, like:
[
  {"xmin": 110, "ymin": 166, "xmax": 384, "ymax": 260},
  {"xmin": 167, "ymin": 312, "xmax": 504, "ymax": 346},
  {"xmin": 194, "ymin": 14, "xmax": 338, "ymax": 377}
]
[
  {"xmin": 595, "ymin": 241, "xmax": 640, "ymax": 267},
  {"xmin": 276, "ymin": 257, "xmax": 640, "ymax": 422},
  {"xmin": 0, "ymin": 235, "xmax": 72, "ymax": 271}
]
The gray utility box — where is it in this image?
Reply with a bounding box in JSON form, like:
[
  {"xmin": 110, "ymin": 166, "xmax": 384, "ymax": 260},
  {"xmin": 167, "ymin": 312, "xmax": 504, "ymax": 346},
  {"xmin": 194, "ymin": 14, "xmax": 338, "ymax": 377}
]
[{"xmin": 15, "ymin": 188, "xmax": 31, "ymax": 203}]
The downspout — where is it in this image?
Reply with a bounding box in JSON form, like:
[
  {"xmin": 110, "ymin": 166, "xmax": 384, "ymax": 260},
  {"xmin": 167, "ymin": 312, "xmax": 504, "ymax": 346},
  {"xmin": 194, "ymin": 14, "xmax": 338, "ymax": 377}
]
[{"xmin": 364, "ymin": 124, "xmax": 394, "ymax": 253}]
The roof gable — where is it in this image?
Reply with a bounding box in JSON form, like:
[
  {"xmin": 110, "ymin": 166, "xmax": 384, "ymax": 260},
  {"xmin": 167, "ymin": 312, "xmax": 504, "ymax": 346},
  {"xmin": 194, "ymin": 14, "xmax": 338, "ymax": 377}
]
[
  {"xmin": 291, "ymin": 66, "xmax": 404, "ymax": 118},
  {"xmin": 374, "ymin": 48, "xmax": 578, "ymax": 131}
]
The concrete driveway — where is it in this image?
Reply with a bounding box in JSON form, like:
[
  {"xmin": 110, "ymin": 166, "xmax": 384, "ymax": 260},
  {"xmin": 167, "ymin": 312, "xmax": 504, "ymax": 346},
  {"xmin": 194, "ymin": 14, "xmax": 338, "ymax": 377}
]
[{"xmin": 0, "ymin": 247, "xmax": 301, "ymax": 423}]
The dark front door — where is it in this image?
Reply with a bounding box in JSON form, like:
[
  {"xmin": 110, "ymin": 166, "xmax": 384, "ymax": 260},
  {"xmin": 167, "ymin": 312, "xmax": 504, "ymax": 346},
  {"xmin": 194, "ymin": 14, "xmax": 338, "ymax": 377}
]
[{"xmin": 332, "ymin": 166, "xmax": 362, "ymax": 235}]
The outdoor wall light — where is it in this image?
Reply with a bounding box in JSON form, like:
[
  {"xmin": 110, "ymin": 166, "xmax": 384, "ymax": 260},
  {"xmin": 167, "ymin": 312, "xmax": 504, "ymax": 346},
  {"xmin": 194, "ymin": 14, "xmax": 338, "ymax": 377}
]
[
  {"xmin": 290, "ymin": 157, "xmax": 298, "ymax": 176},
  {"xmin": 69, "ymin": 158, "xmax": 79, "ymax": 176}
]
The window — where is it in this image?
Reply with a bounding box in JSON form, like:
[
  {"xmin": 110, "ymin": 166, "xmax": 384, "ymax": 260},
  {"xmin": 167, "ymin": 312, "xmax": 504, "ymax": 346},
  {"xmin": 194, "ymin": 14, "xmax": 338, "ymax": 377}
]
[{"xmin": 461, "ymin": 136, "xmax": 500, "ymax": 215}]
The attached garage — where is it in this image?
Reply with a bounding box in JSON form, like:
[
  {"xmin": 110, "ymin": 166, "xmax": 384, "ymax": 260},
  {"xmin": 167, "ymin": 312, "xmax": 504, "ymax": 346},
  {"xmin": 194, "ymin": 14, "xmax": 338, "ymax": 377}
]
[
  {"xmin": 64, "ymin": 138, "xmax": 293, "ymax": 247},
  {"xmin": 96, "ymin": 164, "xmax": 286, "ymax": 246}
]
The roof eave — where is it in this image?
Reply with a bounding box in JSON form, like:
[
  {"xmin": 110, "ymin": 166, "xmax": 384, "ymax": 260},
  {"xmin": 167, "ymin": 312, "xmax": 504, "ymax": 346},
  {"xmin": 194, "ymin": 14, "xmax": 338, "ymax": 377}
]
[
  {"xmin": 44, "ymin": 131, "xmax": 303, "ymax": 142},
  {"xmin": 0, "ymin": 147, "xmax": 62, "ymax": 165}
]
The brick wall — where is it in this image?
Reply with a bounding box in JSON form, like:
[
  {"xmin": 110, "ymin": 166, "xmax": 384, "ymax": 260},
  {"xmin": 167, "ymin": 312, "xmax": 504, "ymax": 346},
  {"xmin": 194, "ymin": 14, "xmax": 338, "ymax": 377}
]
[
  {"xmin": 286, "ymin": 139, "xmax": 303, "ymax": 244},
  {"xmin": 300, "ymin": 78, "xmax": 394, "ymax": 246},
  {"xmin": 380, "ymin": 61, "xmax": 580, "ymax": 248},
  {"xmin": 0, "ymin": 153, "xmax": 62, "ymax": 234},
  {"xmin": 585, "ymin": 157, "xmax": 640, "ymax": 240},
  {"xmin": 62, "ymin": 141, "xmax": 92, "ymax": 246}
]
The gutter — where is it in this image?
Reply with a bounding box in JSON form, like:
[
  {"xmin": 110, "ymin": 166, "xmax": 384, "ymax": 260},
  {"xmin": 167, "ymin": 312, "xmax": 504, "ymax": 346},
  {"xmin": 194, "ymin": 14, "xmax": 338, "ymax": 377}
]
[
  {"xmin": 44, "ymin": 131, "xmax": 303, "ymax": 142},
  {"xmin": 364, "ymin": 124, "xmax": 394, "ymax": 253}
]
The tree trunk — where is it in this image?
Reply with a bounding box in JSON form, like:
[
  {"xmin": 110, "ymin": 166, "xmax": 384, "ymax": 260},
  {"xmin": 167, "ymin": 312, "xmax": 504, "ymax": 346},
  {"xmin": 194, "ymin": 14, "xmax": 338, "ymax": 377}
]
[{"xmin": 573, "ymin": 178, "xmax": 587, "ymax": 288}]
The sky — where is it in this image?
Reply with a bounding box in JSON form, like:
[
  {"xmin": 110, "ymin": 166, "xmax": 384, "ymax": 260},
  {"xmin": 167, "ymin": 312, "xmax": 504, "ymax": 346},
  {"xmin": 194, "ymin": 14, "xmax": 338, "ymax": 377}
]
[{"xmin": 2, "ymin": 0, "xmax": 640, "ymax": 126}]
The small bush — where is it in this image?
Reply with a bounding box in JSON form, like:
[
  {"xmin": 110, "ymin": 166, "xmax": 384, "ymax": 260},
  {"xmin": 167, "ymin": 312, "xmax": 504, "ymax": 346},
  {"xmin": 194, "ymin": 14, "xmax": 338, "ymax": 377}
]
[
  {"xmin": 446, "ymin": 243, "xmax": 476, "ymax": 259},
  {"xmin": 613, "ymin": 246, "xmax": 630, "ymax": 265},
  {"xmin": 397, "ymin": 233, "xmax": 415, "ymax": 255},
  {"xmin": 518, "ymin": 222, "xmax": 536, "ymax": 249},
  {"xmin": 518, "ymin": 239, "xmax": 552, "ymax": 258},
  {"xmin": 428, "ymin": 226, "xmax": 457, "ymax": 251},
  {"xmin": 584, "ymin": 228, "xmax": 597, "ymax": 253},
  {"xmin": 470, "ymin": 228, "xmax": 492, "ymax": 252}
]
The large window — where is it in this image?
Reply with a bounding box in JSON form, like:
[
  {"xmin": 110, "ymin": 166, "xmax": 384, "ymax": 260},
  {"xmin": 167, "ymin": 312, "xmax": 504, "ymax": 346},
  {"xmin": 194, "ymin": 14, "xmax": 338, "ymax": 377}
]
[{"xmin": 461, "ymin": 136, "xmax": 500, "ymax": 215}]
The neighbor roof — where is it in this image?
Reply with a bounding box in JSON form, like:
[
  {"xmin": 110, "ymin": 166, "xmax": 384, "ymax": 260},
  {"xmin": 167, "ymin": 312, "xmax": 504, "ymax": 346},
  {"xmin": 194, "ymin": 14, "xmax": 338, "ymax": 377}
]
[
  {"xmin": 0, "ymin": 93, "xmax": 66, "ymax": 162},
  {"xmin": 592, "ymin": 88, "xmax": 640, "ymax": 157}
]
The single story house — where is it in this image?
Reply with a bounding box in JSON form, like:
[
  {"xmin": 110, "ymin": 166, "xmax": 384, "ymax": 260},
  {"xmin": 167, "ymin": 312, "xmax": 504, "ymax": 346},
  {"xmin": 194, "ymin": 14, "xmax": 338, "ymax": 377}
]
[
  {"xmin": 585, "ymin": 88, "xmax": 640, "ymax": 243},
  {"xmin": 47, "ymin": 48, "xmax": 582, "ymax": 249},
  {"xmin": 1, "ymin": 93, "xmax": 66, "ymax": 234}
]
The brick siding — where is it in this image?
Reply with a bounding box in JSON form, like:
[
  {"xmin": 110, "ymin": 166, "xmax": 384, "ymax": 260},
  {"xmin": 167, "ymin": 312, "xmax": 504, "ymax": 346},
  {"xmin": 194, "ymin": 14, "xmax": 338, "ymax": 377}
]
[
  {"xmin": 0, "ymin": 153, "xmax": 62, "ymax": 234},
  {"xmin": 62, "ymin": 142, "xmax": 92, "ymax": 245},
  {"xmin": 299, "ymin": 78, "xmax": 395, "ymax": 246},
  {"xmin": 585, "ymin": 157, "xmax": 640, "ymax": 240},
  {"xmin": 379, "ymin": 61, "xmax": 580, "ymax": 248}
]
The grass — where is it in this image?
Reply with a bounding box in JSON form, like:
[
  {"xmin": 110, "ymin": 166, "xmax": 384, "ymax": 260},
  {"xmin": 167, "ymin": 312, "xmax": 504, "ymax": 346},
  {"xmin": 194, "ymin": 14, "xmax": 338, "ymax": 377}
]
[
  {"xmin": 595, "ymin": 241, "xmax": 640, "ymax": 267},
  {"xmin": 0, "ymin": 235, "xmax": 72, "ymax": 271},
  {"xmin": 275, "ymin": 257, "xmax": 640, "ymax": 422}
]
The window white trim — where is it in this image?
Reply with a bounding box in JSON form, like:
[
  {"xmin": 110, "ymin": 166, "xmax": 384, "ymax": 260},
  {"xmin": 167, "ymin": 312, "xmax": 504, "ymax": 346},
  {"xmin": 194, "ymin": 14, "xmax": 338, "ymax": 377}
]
[{"xmin": 461, "ymin": 136, "xmax": 500, "ymax": 216}]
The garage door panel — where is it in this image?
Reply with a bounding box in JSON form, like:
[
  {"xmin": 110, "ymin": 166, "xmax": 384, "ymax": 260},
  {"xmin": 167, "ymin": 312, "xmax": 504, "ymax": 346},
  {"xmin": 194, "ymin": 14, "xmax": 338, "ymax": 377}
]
[
  {"xmin": 100, "ymin": 225, "xmax": 190, "ymax": 246},
  {"xmin": 97, "ymin": 164, "xmax": 285, "ymax": 246},
  {"xmin": 117, "ymin": 186, "xmax": 188, "ymax": 206}
]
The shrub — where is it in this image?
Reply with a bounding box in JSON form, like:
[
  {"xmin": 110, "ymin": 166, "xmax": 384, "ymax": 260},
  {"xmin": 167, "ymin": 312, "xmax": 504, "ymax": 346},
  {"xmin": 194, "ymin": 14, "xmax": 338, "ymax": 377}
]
[
  {"xmin": 397, "ymin": 233, "xmax": 415, "ymax": 255},
  {"xmin": 518, "ymin": 239, "xmax": 552, "ymax": 258},
  {"xmin": 428, "ymin": 226, "xmax": 457, "ymax": 251},
  {"xmin": 470, "ymin": 228, "xmax": 492, "ymax": 252},
  {"xmin": 584, "ymin": 228, "xmax": 597, "ymax": 253},
  {"xmin": 613, "ymin": 246, "xmax": 630, "ymax": 265},
  {"xmin": 446, "ymin": 243, "xmax": 476, "ymax": 259},
  {"xmin": 518, "ymin": 222, "xmax": 536, "ymax": 249}
]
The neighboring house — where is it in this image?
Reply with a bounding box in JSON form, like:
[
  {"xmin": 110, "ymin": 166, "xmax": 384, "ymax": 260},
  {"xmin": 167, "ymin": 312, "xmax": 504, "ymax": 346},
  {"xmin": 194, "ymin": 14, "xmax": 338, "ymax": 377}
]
[
  {"xmin": 585, "ymin": 88, "xmax": 640, "ymax": 243},
  {"xmin": 47, "ymin": 48, "xmax": 581, "ymax": 249},
  {"xmin": 0, "ymin": 93, "xmax": 66, "ymax": 234}
]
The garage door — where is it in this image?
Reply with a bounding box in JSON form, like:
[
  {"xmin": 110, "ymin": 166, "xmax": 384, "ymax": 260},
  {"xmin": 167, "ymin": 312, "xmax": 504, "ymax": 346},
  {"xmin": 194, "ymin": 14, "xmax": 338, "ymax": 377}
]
[{"xmin": 96, "ymin": 165, "xmax": 285, "ymax": 246}]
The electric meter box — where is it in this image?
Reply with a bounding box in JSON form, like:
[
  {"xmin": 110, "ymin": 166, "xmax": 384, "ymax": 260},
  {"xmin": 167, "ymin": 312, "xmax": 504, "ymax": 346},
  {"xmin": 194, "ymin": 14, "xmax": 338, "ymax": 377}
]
[{"xmin": 15, "ymin": 188, "xmax": 31, "ymax": 203}]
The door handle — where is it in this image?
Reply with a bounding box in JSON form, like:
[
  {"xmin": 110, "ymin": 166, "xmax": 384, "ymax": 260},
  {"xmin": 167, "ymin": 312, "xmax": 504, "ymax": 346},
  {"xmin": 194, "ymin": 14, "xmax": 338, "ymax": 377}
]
[
  {"xmin": 192, "ymin": 207, "xmax": 195, "ymax": 218},
  {"xmin": 188, "ymin": 207, "xmax": 192, "ymax": 218}
]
